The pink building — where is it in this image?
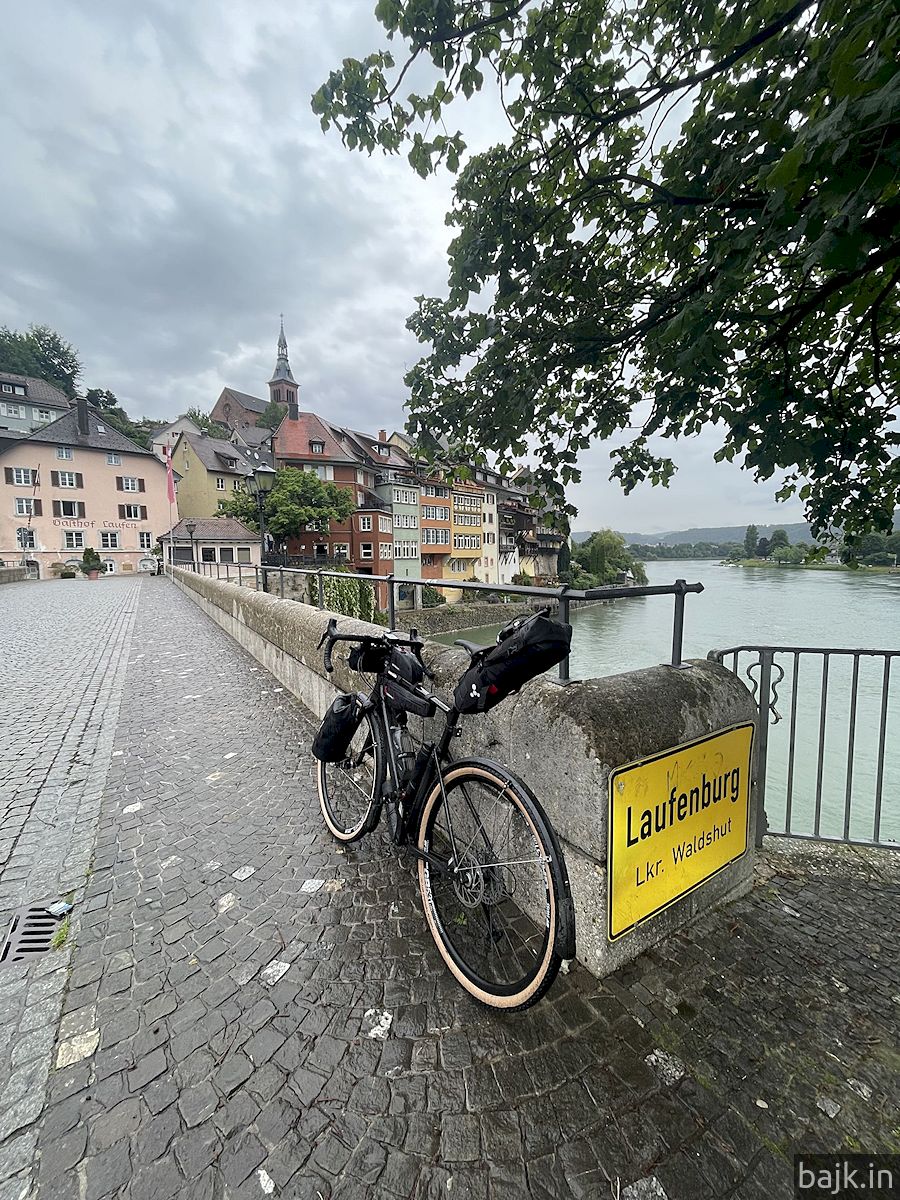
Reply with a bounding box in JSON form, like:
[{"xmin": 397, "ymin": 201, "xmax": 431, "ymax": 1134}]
[{"xmin": 0, "ymin": 398, "xmax": 172, "ymax": 579}]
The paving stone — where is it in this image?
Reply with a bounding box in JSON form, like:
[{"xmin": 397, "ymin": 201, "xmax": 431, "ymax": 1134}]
[{"xmin": 5, "ymin": 577, "xmax": 896, "ymax": 1200}]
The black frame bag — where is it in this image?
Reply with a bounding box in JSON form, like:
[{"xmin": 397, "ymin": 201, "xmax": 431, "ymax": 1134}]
[
  {"xmin": 312, "ymin": 693, "xmax": 365, "ymax": 762},
  {"xmin": 453, "ymin": 610, "xmax": 572, "ymax": 714}
]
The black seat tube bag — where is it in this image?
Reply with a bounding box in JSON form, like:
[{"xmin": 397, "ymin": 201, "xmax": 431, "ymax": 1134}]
[
  {"xmin": 383, "ymin": 646, "xmax": 437, "ymax": 719},
  {"xmin": 312, "ymin": 692, "xmax": 366, "ymax": 762},
  {"xmin": 453, "ymin": 610, "xmax": 572, "ymax": 714}
]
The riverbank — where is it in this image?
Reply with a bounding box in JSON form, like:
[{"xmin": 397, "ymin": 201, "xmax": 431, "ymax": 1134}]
[{"xmin": 732, "ymin": 559, "xmax": 897, "ymax": 573}]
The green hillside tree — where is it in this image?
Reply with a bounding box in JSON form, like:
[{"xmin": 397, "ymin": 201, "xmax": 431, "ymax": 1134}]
[
  {"xmin": 744, "ymin": 525, "xmax": 759, "ymax": 557},
  {"xmin": 314, "ymin": 0, "xmax": 900, "ymax": 540},
  {"xmin": 0, "ymin": 324, "xmax": 82, "ymax": 397},
  {"xmin": 185, "ymin": 406, "xmax": 232, "ymax": 440},
  {"xmin": 770, "ymin": 528, "xmax": 790, "ymax": 549},
  {"xmin": 257, "ymin": 400, "xmax": 286, "ymax": 431}
]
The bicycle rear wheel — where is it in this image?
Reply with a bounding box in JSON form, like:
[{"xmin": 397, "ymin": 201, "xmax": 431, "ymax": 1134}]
[
  {"xmin": 416, "ymin": 759, "xmax": 574, "ymax": 1010},
  {"xmin": 316, "ymin": 706, "xmax": 385, "ymax": 842}
]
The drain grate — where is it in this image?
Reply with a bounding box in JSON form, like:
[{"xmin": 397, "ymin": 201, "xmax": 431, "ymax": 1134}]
[{"xmin": 0, "ymin": 905, "xmax": 66, "ymax": 965}]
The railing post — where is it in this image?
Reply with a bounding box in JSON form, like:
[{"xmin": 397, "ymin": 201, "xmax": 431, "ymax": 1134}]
[
  {"xmin": 387, "ymin": 574, "xmax": 396, "ymax": 629},
  {"xmin": 671, "ymin": 579, "xmax": 688, "ymax": 668},
  {"xmin": 558, "ymin": 588, "xmax": 571, "ymax": 683},
  {"xmin": 317, "ymin": 570, "xmax": 325, "ymax": 610},
  {"xmin": 226, "ymin": 562, "xmax": 230, "ymax": 582},
  {"xmin": 279, "ymin": 567, "xmax": 285, "ymax": 600},
  {"xmin": 754, "ymin": 650, "xmax": 773, "ymax": 847},
  {"xmin": 238, "ymin": 564, "xmax": 242, "ymax": 587},
  {"xmin": 255, "ymin": 565, "xmax": 260, "ymax": 591}
]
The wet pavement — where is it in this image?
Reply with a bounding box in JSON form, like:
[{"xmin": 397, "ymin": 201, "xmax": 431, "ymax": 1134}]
[{"xmin": 0, "ymin": 576, "xmax": 897, "ymax": 1200}]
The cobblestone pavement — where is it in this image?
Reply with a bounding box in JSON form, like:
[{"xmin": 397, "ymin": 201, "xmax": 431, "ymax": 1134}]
[
  {"xmin": 1, "ymin": 579, "xmax": 897, "ymax": 1200},
  {"xmin": 0, "ymin": 577, "xmax": 142, "ymax": 1200}
]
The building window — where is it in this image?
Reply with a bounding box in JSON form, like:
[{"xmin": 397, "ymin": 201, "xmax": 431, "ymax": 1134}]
[
  {"xmin": 379, "ymin": 515, "xmax": 392, "ymax": 534},
  {"xmin": 333, "ymin": 543, "xmax": 350, "ymax": 558},
  {"xmin": 202, "ymin": 547, "xmax": 216, "ymax": 563},
  {"xmin": 122, "ymin": 504, "xmax": 141, "ymax": 519},
  {"xmin": 59, "ymin": 500, "xmax": 79, "ymax": 519},
  {"xmin": 14, "ymin": 498, "xmax": 34, "ymax": 516},
  {"xmin": 217, "ymin": 547, "xmax": 233, "ymax": 563},
  {"xmin": 35, "ymin": 408, "xmax": 52, "ymax": 422},
  {"xmin": 422, "ymin": 527, "xmax": 450, "ymax": 546},
  {"xmin": 237, "ymin": 548, "xmax": 251, "ymax": 563},
  {"xmin": 64, "ymin": 531, "xmax": 85, "ymax": 550},
  {"xmin": 100, "ymin": 531, "xmax": 120, "ymax": 549},
  {"xmin": 139, "ymin": 532, "xmax": 153, "ymax": 550},
  {"xmin": 11, "ymin": 468, "xmax": 34, "ymax": 486},
  {"xmin": 1, "ymin": 402, "xmax": 22, "ymax": 417},
  {"xmin": 122, "ymin": 477, "xmax": 138, "ymax": 492},
  {"xmin": 107, "ymin": 452, "xmax": 121, "ymax": 465},
  {"xmin": 360, "ymin": 542, "xmax": 373, "ymax": 560},
  {"xmin": 422, "ymin": 505, "xmax": 450, "ymax": 522},
  {"xmin": 359, "ymin": 515, "xmax": 372, "ymax": 532},
  {"xmin": 103, "ymin": 560, "xmax": 116, "ymax": 574},
  {"xmin": 424, "ymin": 484, "xmax": 449, "ymax": 498},
  {"xmin": 58, "ymin": 471, "xmax": 77, "ymax": 488},
  {"xmin": 310, "ymin": 441, "xmax": 325, "ymax": 454},
  {"xmin": 56, "ymin": 446, "xmax": 73, "ymax": 460},
  {"xmin": 1, "ymin": 383, "xmax": 11, "ymax": 392},
  {"xmin": 380, "ymin": 543, "xmax": 393, "ymax": 559},
  {"xmin": 16, "ymin": 528, "xmax": 36, "ymax": 549},
  {"xmin": 216, "ymin": 477, "xmax": 226, "ymax": 490}
]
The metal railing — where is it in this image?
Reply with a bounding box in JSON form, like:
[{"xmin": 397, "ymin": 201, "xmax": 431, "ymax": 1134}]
[
  {"xmin": 709, "ymin": 646, "xmax": 898, "ymax": 850},
  {"xmin": 177, "ymin": 560, "xmax": 703, "ymax": 682}
]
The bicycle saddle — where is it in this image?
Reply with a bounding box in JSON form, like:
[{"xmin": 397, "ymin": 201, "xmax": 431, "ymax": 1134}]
[{"xmin": 454, "ymin": 639, "xmax": 487, "ymax": 658}]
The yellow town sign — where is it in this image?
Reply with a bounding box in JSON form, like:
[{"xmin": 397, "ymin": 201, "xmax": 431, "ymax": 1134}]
[{"xmin": 607, "ymin": 723, "xmax": 754, "ymax": 941}]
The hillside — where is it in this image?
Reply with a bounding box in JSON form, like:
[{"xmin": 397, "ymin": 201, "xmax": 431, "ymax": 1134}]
[{"xmin": 575, "ymin": 522, "xmax": 816, "ymax": 545}]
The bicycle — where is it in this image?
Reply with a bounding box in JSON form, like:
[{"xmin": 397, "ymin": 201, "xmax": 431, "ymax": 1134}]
[{"xmin": 313, "ymin": 615, "xmax": 576, "ymax": 1011}]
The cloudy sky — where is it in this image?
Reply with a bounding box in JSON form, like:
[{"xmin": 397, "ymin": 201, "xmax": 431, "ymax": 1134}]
[{"xmin": 0, "ymin": 0, "xmax": 805, "ymax": 535}]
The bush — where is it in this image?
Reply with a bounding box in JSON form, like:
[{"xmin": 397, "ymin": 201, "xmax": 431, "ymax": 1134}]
[
  {"xmin": 80, "ymin": 548, "xmax": 105, "ymax": 576},
  {"xmin": 421, "ymin": 584, "xmax": 446, "ymax": 608},
  {"xmin": 60, "ymin": 570, "xmax": 76, "ymax": 579},
  {"xmin": 308, "ymin": 570, "xmax": 380, "ymax": 622}
]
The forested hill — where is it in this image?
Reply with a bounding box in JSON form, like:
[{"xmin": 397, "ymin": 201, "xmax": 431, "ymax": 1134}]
[{"xmin": 573, "ymin": 522, "xmax": 814, "ymax": 546}]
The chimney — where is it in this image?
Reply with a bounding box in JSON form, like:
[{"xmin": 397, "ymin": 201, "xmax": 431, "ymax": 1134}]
[
  {"xmin": 378, "ymin": 429, "xmax": 387, "ymax": 442},
  {"xmin": 288, "ymin": 395, "xmax": 299, "ymax": 421},
  {"xmin": 76, "ymin": 396, "xmax": 90, "ymax": 436}
]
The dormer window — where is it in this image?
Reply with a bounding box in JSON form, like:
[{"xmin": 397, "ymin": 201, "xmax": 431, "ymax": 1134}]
[
  {"xmin": 310, "ymin": 441, "xmax": 325, "ymax": 454},
  {"xmin": 377, "ymin": 444, "xmax": 389, "ymax": 456}
]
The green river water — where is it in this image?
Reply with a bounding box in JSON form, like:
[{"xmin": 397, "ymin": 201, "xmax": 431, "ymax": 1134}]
[{"xmin": 436, "ymin": 560, "xmax": 900, "ymax": 844}]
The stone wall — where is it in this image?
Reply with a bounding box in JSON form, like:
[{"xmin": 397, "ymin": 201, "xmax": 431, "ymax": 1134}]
[
  {"xmin": 171, "ymin": 568, "xmax": 759, "ymax": 978},
  {"xmin": 392, "ymin": 601, "xmax": 534, "ymax": 635},
  {"xmin": 0, "ymin": 568, "xmax": 26, "ymax": 585}
]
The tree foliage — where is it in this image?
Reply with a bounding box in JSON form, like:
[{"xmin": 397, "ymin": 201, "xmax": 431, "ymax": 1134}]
[
  {"xmin": 219, "ymin": 468, "xmax": 356, "ymax": 543},
  {"xmin": 770, "ymin": 527, "xmax": 790, "ymax": 548},
  {"xmin": 185, "ymin": 406, "xmax": 232, "ymax": 440},
  {"xmin": 573, "ymin": 528, "xmax": 648, "ymax": 584},
  {"xmin": 743, "ymin": 524, "xmax": 759, "ymax": 557},
  {"xmin": 314, "ymin": 0, "xmax": 900, "ymax": 540},
  {"xmin": 256, "ymin": 400, "xmax": 287, "ymax": 431},
  {"xmin": 84, "ymin": 389, "xmax": 163, "ymax": 449},
  {"xmin": 0, "ymin": 324, "xmax": 82, "ymax": 397}
]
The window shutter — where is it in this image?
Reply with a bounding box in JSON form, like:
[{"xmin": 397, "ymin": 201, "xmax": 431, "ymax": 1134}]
[
  {"xmin": 33, "ymin": 500, "xmax": 42, "ymax": 516},
  {"xmin": 75, "ymin": 473, "xmax": 84, "ymax": 488},
  {"xmin": 138, "ymin": 478, "xmax": 145, "ymax": 493},
  {"xmin": 51, "ymin": 470, "xmax": 60, "ymax": 487},
  {"xmin": 116, "ymin": 476, "xmax": 123, "ymax": 491},
  {"xmin": 33, "ymin": 471, "xmax": 39, "ymax": 487},
  {"xmin": 3, "ymin": 468, "xmax": 11, "ymax": 484},
  {"xmin": 118, "ymin": 505, "xmax": 125, "ymax": 519},
  {"xmin": 77, "ymin": 502, "xmax": 85, "ymax": 518},
  {"xmin": 140, "ymin": 506, "xmax": 147, "ymax": 520},
  {"xmin": 53, "ymin": 500, "xmax": 61, "ymax": 517}
]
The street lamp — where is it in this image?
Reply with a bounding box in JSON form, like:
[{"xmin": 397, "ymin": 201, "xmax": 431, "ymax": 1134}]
[
  {"xmin": 184, "ymin": 520, "xmax": 197, "ymax": 571},
  {"xmin": 247, "ymin": 464, "xmax": 276, "ymax": 590}
]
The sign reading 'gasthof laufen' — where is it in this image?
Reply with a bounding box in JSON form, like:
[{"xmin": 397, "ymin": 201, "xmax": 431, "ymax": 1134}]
[{"xmin": 608, "ymin": 723, "xmax": 754, "ymax": 940}]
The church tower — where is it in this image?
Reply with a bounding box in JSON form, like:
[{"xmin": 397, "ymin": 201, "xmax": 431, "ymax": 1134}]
[{"xmin": 268, "ymin": 316, "xmax": 298, "ymax": 417}]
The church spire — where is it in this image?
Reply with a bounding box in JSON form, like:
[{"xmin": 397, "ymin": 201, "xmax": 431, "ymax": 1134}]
[{"xmin": 269, "ymin": 314, "xmax": 296, "ymax": 385}]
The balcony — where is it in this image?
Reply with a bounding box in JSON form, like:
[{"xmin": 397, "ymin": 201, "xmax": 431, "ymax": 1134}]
[{"xmin": 357, "ymin": 495, "xmax": 391, "ymax": 514}]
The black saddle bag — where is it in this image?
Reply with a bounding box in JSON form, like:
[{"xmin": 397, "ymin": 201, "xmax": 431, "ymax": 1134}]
[
  {"xmin": 312, "ymin": 693, "xmax": 365, "ymax": 762},
  {"xmin": 453, "ymin": 610, "xmax": 572, "ymax": 714}
]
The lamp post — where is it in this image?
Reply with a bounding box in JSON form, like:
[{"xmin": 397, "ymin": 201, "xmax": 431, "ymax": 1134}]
[
  {"xmin": 184, "ymin": 520, "xmax": 197, "ymax": 572},
  {"xmin": 247, "ymin": 465, "xmax": 276, "ymax": 591}
]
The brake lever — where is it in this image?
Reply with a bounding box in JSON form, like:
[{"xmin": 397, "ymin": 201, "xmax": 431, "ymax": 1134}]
[{"xmin": 317, "ymin": 617, "xmax": 338, "ymax": 650}]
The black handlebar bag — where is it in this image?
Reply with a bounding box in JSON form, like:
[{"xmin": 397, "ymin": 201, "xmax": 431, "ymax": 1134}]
[
  {"xmin": 312, "ymin": 693, "xmax": 366, "ymax": 762},
  {"xmin": 453, "ymin": 611, "xmax": 572, "ymax": 714}
]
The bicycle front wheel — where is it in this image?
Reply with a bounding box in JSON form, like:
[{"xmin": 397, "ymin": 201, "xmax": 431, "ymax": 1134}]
[
  {"xmin": 316, "ymin": 706, "xmax": 385, "ymax": 842},
  {"xmin": 417, "ymin": 759, "xmax": 574, "ymax": 1010}
]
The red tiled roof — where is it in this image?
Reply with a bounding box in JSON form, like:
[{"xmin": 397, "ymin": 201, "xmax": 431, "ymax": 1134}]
[{"xmin": 274, "ymin": 411, "xmax": 358, "ymax": 464}]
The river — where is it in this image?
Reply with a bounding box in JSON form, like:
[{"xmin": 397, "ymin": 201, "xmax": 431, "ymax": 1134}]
[{"xmin": 437, "ymin": 560, "xmax": 900, "ymax": 843}]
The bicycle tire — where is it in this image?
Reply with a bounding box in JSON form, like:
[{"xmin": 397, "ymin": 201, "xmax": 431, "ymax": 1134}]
[
  {"xmin": 316, "ymin": 705, "xmax": 385, "ymax": 842},
  {"xmin": 416, "ymin": 758, "xmax": 574, "ymax": 1010}
]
